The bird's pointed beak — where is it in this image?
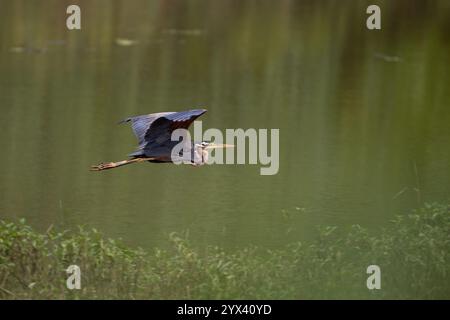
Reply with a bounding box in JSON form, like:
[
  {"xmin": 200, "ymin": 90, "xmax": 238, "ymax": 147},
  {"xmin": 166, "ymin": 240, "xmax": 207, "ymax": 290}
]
[{"xmin": 205, "ymin": 143, "xmax": 235, "ymax": 149}]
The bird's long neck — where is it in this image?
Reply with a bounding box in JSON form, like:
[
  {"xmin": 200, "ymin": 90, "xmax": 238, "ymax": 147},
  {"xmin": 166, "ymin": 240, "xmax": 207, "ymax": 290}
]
[
  {"xmin": 192, "ymin": 145, "xmax": 208, "ymax": 165},
  {"xmin": 201, "ymin": 148, "xmax": 209, "ymax": 164}
]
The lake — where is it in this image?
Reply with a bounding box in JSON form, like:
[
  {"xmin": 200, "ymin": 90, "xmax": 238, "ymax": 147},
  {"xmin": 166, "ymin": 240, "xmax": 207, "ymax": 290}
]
[{"xmin": 0, "ymin": 0, "xmax": 449, "ymax": 250}]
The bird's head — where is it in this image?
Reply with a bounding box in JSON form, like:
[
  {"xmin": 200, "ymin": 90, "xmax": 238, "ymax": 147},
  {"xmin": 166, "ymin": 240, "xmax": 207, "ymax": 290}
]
[
  {"xmin": 195, "ymin": 141, "xmax": 235, "ymax": 149},
  {"xmin": 191, "ymin": 141, "xmax": 234, "ymax": 165}
]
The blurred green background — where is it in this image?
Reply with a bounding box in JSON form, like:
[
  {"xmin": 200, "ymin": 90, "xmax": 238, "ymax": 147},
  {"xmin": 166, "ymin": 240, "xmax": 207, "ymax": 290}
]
[{"xmin": 0, "ymin": 0, "xmax": 449, "ymax": 249}]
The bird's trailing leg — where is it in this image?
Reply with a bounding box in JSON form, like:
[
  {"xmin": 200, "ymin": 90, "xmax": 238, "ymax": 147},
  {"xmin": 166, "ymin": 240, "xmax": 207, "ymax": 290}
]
[{"xmin": 90, "ymin": 157, "xmax": 154, "ymax": 171}]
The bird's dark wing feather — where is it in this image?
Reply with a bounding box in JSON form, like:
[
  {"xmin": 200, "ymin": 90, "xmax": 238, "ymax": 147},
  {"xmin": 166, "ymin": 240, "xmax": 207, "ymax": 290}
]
[
  {"xmin": 144, "ymin": 109, "xmax": 207, "ymax": 148},
  {"xmin": 119, "ymin": 112, "xmax": 172, "ymax": 146}
]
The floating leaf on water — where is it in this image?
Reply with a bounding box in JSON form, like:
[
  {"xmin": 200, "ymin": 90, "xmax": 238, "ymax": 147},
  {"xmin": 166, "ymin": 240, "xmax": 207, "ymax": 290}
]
[
  {"xmin": 115, "ymin": 38, "xmax": 138, "ymax": 46},
  {"xmin": 9, "ymin": 46, "xmax": 25, "ymax": 53},
  {"xmin": 373, "ymin": 52, "xmax": 402, "ymax": 63}
]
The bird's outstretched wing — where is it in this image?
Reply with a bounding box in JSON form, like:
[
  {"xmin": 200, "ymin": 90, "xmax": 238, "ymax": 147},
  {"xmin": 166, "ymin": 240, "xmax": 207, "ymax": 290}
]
[
  {"xmin": 119, "ymin": 112, "xmax": 172, "ymax": 146},
  {"xmin": 119, "ymin": 108, "xmax": 207, "ymax": 150},
  {"xmin": 144, "ymin": 109, "xmax": 207, "ymax": 147}
]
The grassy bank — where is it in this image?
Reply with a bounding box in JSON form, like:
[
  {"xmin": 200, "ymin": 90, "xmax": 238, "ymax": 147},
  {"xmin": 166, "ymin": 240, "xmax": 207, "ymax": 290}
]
[{"xmin": 0, "ymin": 203, "xmax": 449, "ymax": 299}]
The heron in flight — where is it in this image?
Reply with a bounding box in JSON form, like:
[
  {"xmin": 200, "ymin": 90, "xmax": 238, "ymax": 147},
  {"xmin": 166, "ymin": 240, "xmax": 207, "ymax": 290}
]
[{"xmin": 91, "ymin": 109, "xmax": 233, "ymax": 171}]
